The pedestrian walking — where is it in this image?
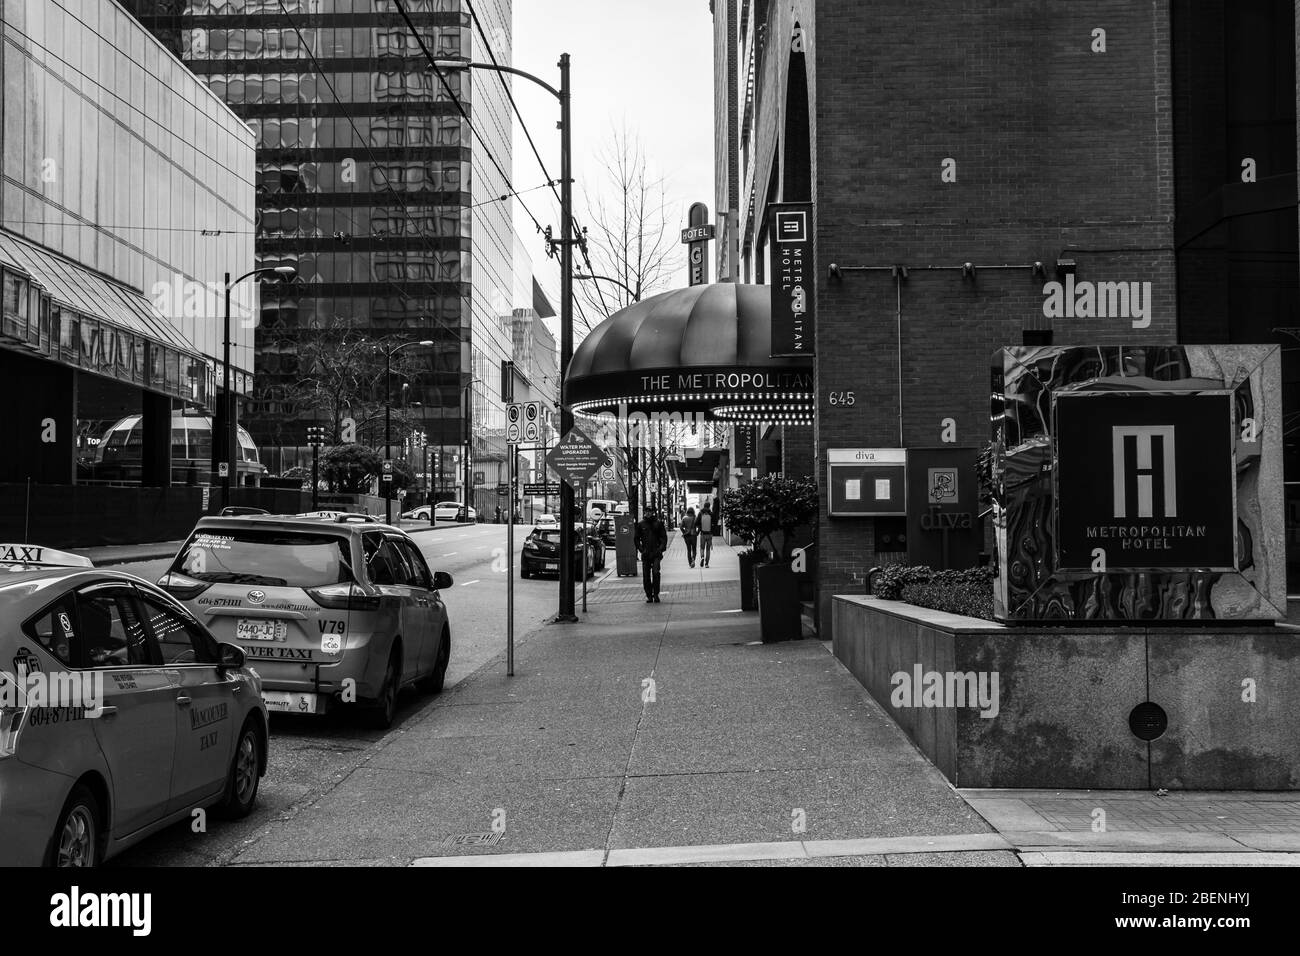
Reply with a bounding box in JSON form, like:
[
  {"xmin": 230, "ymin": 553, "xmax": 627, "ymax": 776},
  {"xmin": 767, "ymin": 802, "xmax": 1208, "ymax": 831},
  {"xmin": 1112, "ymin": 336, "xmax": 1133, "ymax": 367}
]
[
  {"xmin": 680, "ymin": 506, "xmax": 699, "ymax": 567},
  {"xmin": 696, "ymin": 501, "xmax": 715, "ymax": 568},
  {"xmin": 634, "ymin": 505, "xmax": 669, "ymax": 602}
]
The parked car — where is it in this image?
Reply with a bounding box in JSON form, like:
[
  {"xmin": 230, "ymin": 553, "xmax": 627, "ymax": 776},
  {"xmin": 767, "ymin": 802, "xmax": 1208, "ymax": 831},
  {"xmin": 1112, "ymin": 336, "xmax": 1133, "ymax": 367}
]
[
  {"xmin": 401, "ymin": 505, "xmax": 432, "ymax": 520},
  {"xmin": 434, "ymin": 502, "xmax": 476, "ymax": 522},
  {"xmin": 220, "ymin": 506, "xmax": 269, "ymax": 517},
  {"xmin": 0, "ymin": 543, "xmax": 268, "ymax": 867},
  {"xmin": 520, "ymin": 525, "xmax": 594, "ymax": 579},
  {"xmin": 158, "ymin": 516, "xmax": 453, "ymax": 729},
  {"xmin": 535, "ymin": 514, "xmax": 559, "ymax": 529}
]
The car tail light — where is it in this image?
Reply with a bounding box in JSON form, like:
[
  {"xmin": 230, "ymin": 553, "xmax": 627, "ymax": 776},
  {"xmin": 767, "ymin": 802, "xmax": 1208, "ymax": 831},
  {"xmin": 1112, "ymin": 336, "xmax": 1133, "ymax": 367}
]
[
  {"xmin": 0, "ymin": 672, "xmax": 24, "ymax": 759},
  {"xmin": 157, "ymin": 571, "xmax": 210, "ymax": 600},
  {"xmin": 307, "ymin": 583, "xmax": 381, "ymax": 611}
]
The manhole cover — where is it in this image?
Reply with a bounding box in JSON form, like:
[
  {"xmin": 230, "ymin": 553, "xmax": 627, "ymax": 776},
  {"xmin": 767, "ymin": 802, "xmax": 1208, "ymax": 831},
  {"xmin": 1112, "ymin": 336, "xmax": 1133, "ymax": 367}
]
[
  {"xmin": 1129, "ymin": 701, "xmax": 1168, "ymax": 741},
  {"xmin": 440, "ymin": 832, "xmax": 504, "ymax": 849}
]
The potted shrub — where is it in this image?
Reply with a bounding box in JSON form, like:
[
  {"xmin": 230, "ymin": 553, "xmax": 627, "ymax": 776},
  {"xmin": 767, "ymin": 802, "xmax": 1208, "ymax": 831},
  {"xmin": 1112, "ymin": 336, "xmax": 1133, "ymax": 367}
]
[{"xmin": 721, "ymin": 476, "xmax": 818, "ymax": 639}]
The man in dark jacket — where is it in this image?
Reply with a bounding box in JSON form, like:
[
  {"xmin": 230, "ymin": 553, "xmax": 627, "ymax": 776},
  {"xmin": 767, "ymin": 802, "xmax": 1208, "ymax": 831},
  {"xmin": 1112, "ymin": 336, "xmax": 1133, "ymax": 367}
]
[{"xmin": 634, "ymin": 506, "xmax": 669, "ymax": 602}]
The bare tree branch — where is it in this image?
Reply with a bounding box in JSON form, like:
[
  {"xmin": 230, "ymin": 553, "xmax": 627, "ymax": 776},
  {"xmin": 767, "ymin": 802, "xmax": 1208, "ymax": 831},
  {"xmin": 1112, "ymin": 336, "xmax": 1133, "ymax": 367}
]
[{"xmin": 577, "ymin": 121, "xmax": 684, "ymax": 322}]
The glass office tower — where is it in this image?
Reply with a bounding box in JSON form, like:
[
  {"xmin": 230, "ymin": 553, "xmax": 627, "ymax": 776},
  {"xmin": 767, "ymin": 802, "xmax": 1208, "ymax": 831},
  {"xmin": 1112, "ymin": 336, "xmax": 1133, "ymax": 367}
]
[{"xmin": 127, "ymin": 0, "xmax": 517, "ymax": 511}]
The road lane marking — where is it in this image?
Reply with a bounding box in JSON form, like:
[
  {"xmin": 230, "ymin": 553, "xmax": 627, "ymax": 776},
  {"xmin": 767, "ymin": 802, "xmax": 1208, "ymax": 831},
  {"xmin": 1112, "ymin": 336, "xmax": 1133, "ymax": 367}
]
[
  {"xmin": 459, "ymin": 580, "xmax": 480, "ymax": 586},
  {"xmin": 442, "ymin": 552, "xmax": 458, "ymax": 557}
]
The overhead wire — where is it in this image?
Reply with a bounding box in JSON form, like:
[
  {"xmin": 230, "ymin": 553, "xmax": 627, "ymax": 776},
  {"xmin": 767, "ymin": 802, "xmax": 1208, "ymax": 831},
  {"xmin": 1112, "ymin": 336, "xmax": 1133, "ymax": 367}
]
[{"xmin": 462, "ymin": 1, "xmax": 613, "ymax": 320}]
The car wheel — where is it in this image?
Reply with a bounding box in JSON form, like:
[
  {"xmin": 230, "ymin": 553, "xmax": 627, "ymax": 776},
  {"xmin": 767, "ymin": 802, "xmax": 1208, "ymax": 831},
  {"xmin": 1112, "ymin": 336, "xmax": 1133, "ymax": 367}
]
[
  {"xmin": 366, "ymin": 648, "xmax": 401, "ymax": 729},
  {"xmin": 47, "ymin": 784, "xmax": 100, "ymax": 868},
  {"xmin": 419, "ymin": 627, "xmax": 451, "ymax": 694},
  {"xmin": 215, "ymin": 718, "xmax": 263, "ymax": 819}
]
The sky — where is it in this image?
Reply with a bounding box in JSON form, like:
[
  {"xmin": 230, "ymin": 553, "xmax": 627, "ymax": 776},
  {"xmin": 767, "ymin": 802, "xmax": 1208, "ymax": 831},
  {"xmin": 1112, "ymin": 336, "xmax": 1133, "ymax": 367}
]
[{"xmin": 507, "ymin": 0, "xmax": 716, "ymax": 326}]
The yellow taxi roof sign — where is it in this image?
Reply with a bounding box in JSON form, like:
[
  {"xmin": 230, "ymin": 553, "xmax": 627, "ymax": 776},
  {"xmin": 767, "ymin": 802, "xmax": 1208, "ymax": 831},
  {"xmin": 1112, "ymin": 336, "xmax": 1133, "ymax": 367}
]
[{"xmin": 0, "ymin": 544, "xmax": 94, "ymax": 569}]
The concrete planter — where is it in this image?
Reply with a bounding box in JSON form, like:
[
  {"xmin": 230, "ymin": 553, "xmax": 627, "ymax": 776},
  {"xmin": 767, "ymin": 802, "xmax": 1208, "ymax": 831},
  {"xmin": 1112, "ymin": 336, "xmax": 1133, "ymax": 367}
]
[{"xmin": 831, "ymin": 595, "xmax": 1300, "ymax": 790}]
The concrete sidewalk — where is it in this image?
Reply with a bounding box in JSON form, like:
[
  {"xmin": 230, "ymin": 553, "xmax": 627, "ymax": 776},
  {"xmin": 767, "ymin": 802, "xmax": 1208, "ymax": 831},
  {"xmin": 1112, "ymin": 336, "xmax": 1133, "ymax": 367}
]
[{"xmin": 226, "ymin": 535, "xmax": 1012, "ymax": 867}]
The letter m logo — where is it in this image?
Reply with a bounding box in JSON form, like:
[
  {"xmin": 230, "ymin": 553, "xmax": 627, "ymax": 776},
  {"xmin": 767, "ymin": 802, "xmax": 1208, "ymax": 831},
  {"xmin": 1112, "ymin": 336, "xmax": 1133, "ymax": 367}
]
[{"xmin": 1112, "ymin": 426, "xmax": 1176, "ymax": 518}]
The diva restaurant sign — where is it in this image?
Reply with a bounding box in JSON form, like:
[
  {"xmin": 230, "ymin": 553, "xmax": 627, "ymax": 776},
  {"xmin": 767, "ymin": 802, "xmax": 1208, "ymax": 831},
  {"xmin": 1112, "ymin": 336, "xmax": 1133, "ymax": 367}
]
[{"xmin": 769, "ymin": 202, "xmax": 813, "ymax": 356}]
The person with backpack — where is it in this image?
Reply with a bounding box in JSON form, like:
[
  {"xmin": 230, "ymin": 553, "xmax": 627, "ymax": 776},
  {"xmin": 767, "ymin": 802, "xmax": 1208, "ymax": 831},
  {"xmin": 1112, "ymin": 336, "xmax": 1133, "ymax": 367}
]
[
  {"xmin": 680, "ymin": 506, "xmax": 699, "ymax": 567},
  {"xmin": 695, "ymin": 501, "xmax": 715, "ymax": 568}
]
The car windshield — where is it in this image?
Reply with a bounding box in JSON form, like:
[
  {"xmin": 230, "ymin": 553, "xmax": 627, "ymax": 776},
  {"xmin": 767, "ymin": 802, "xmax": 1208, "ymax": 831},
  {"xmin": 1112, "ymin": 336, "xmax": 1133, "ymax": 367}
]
[{"xmin": 171, "ymin": 529, "xmax": 352, "ymax": 587}]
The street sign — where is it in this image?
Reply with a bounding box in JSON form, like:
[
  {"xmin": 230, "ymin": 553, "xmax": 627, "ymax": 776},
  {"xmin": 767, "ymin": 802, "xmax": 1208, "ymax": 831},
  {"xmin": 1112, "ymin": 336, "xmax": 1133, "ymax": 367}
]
[
  {"xmin": 496, "ymin": 483, "xmax": 509, "ymax": 496},
  {"xmin": 524, "ymin": 401, "xmax": 541, "ymax": 442},
  {"xmin": 217, "ymin": 462, "xmax": 229, "ymax": 478},
  {"xmin": 523, "ymin": 483, "xmax": 559, "ymax": 497},
  {"xmin": 506, "ymin": 403, "xmax": 522, "ymax": 444},
  {"xmin": 545, "ymin": 426, "xmax": 606, "ymax": 488},
  {"xmin": 473, "ymin": 471, "xmax": 486, "ymax": 484},
  {"xmin": 381, "ymin": 459, "xmax": 393, "ymax": 483}
]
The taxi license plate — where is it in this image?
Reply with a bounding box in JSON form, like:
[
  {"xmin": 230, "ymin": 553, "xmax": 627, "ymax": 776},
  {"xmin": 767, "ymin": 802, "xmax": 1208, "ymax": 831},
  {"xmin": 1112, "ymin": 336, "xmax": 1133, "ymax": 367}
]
[
  {"xmin": 236, "ymin": 619, "xmax": 286, "ymax": 642},
  {"xmin": 261, "ymin": 691, "xmax": 322, "ymax": 714}
]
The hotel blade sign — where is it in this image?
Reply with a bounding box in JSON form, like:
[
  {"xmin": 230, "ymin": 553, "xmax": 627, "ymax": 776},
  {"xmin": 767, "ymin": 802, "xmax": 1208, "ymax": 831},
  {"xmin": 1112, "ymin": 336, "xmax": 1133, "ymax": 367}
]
[
  {"xmin": 769, "ymin": 202, "xmax": 813, "ymax": 357},
  {"xmin": 683, "ymin": 201, "xmax": 712, "ymax": 287}
]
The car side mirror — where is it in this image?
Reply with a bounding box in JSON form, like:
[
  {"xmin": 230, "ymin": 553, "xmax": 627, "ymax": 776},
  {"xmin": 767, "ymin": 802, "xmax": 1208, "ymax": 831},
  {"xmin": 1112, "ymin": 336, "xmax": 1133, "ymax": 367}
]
[
  {"xmin": 432, "ymin": 571, "xmax": 453, "ymax": 590},
  {"xmin": 217, "ymin": 642, "xmax": 246, "ymax": 671}
]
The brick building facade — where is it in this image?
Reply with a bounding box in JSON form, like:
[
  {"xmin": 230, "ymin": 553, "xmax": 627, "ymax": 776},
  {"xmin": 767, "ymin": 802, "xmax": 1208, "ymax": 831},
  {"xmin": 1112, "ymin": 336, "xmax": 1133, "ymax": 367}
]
[{"xmin": 714, "ymin": 0, "xmax": 1299, "ymax": 637}]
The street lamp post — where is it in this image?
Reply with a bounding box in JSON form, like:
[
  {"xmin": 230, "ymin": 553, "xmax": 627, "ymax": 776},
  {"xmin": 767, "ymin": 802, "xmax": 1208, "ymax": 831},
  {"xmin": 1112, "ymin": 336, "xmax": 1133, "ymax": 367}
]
[
  {"xmin": 414, "ymin": 48, "xmax": 577, "ymax": 618},
  {"xmin": 383, "ymin": 339, "xmax": 433, "ymax": 524},
  {"xmin": 221, "ymin": 266, "xmax": 294, "ymax": 506}
]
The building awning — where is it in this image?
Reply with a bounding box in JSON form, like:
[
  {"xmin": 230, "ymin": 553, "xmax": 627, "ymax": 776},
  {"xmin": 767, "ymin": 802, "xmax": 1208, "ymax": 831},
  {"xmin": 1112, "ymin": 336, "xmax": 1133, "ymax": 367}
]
[
  {"xmin": 565, "ymin": 283, "xmax": 814, "ymax": 425},
  {"xmin": 0, "ymin": 230, "xmax": 209, "ymax": 403}
]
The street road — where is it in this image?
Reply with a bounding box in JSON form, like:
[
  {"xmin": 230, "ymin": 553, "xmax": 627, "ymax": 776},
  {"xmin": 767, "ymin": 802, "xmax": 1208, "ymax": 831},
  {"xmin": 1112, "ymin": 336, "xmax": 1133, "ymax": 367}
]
[{"xmin": 106, "ymin": 522, "xmax": 607, "ymax": 866}]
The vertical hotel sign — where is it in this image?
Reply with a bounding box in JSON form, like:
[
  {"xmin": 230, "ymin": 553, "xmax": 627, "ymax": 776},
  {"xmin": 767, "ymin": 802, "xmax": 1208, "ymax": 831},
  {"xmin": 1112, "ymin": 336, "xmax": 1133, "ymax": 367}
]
[{"xmin": 769, "ymin": 203, "xmax": 813, "ymax": 356}]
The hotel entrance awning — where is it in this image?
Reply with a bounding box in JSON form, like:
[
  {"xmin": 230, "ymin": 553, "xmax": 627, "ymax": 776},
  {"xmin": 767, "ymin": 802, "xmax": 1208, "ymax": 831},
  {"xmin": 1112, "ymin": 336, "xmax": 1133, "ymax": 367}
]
[{"xmin": 565, "ymin": 283, "xmax": 814, "ymax": 425}]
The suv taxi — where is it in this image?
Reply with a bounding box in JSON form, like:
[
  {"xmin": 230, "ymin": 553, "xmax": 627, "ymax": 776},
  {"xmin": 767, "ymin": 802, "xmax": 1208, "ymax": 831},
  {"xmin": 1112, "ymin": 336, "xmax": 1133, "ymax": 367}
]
[
  {"xmin": 159, "ymin": 516, "xmax": 453, "ymax": 728},
  {"xmin": 0, "ymin": 544, "xmax": 268, "ymax": 867}
]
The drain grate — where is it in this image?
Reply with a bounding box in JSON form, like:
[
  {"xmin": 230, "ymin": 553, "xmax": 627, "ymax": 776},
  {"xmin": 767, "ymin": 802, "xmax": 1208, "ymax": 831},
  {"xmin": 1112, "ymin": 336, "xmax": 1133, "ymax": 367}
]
[{"xmin": 440, "ymin": 831, "xmax": 504, "ymax": 849}]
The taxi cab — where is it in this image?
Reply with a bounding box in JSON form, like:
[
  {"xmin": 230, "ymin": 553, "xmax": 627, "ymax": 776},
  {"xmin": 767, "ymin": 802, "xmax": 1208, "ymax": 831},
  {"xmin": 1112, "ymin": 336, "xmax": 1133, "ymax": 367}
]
[
  {"xmin": 0, "ymin": 544, "xmax": 268, "ymax": 867},
  {"xmin": 159, "ymin": 516, "xmax": 454, "ymax": 728}
]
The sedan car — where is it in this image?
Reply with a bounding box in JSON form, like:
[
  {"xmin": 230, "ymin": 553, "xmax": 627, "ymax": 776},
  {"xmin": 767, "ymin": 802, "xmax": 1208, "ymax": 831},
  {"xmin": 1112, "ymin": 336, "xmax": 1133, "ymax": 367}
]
[
  {"xmin": 534, "ymin": 514, "xmax": 559, "ymax": 529},
  {"xmin": 159, "ymin": 516, "xmax": 453, "ymax": 729},
  {"xmin": 401, "ymin": 505, "xmax": 432, "ymax": 520},
  {"xmin": 0, "ymin": 543, "xmax": 268, "ymax": 867},
  {"xmin": 520, "ymin": 526, "xmax": 594, "ymax": 579},
  {"xmin": 434, "ymin": 502, "xmax": 476, "ymax": 522}
]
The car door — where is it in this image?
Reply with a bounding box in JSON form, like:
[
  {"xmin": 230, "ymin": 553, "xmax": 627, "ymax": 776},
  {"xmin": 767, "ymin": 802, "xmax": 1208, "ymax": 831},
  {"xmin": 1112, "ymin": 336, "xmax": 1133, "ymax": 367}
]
[
  {"xmin": 136, "ymin": 589, "xmax": 237, "ymax": 813},
  {"xmin": 396, "ymin": 538, "xmax": 440, "ymax": 678},
  {"xmin": 75, "ymin": 583, "xmax": 176, "ymax": 838},
  {"xmin": 363, "ymin": 534, "xmax": 422, "ymax": 685}
]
